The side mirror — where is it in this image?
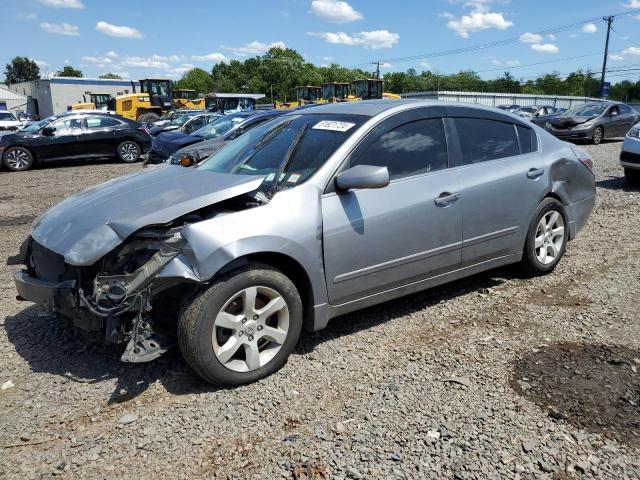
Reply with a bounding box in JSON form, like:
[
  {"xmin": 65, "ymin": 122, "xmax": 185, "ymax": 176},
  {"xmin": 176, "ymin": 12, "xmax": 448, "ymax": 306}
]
[
  {"xmin": 42, "ymin": 126, "xmax": 56, "ymax": 136},
  {"xmin": 335, "ymin": 165, "xmax": 390, "ymax": 191}
]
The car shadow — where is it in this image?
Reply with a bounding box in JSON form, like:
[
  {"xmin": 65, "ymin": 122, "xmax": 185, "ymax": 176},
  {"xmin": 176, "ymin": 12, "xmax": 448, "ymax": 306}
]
[
  {"xmin": 5, "ymin": 266, "xmax": 524, "ymax": 401},
  {"xmin": 596, "ymin": 175, "xmax": 637, "ymax": 191},
  {"xmin": 511, "ymin": 343, "xmax": 640, "ymax": 447}
]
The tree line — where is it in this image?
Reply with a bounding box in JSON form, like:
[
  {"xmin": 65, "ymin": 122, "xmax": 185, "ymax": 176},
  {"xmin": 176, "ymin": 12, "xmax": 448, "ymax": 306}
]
[{"xmin": 4, "ymin": 51, "xmax": 640, "ymax": 102}]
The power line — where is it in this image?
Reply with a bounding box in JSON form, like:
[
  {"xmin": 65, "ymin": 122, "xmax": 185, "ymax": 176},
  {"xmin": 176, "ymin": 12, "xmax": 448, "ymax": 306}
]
[{"xmin": 352, "ymin": 8, "xmax": 640, "ymax": 68}]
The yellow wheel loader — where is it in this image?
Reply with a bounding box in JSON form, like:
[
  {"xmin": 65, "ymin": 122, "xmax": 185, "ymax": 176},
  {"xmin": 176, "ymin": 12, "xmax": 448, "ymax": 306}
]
[
  {"xmin": 321, "ymin": 82, "xmax": 350, "ymax": 103},
  {"xmin": 274, "ymin": 86, "xmax": 322, "ymax": 109},
  {"xmin": 171, "ymin": 89, "xmax": 205, "ymax": 110},
  {"xmin": 69, "ymin": 93, "xmax": 113, "ymax": 111},
  {"xmin": 109, "ymin": 79, "xmax": 174, "ymax": 123}
]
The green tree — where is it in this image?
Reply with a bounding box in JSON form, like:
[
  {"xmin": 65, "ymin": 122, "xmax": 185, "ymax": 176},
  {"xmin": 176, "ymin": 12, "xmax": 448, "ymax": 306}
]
[
  {"xmin": 56, "ymin": 65, "xmax": 82, "ymax": 77},
  {"xmin": 4, "ymin": 56, "xmax": 40, "ymax": 84},
  {"xmin": 175, "ymin": 68, "xmax": 214, "ymax": 93},
  {"xmin": 99, "ymin": 72, "xmax": 122, "ymax": 79}
]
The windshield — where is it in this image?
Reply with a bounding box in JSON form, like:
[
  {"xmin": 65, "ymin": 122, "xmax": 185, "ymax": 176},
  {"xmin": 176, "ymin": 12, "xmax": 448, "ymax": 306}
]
[
  {"xmin": 563, "ymin": 104, "xmax": 607, "ymax": 117},
  {"xmin": 0, "ymin": 112, "xmax": 17, "ymax": 121},
  {"xmin": 191, "ymin": 113, "xmax": 248, "ymax": 139},
  {"xmin": 518, "ymin": 107, "xmax": 537, "ymax": 114},
  {"xmin": 170, "ymin": 114, "xmax": 194, "ymax": 126},
  {"xmin": 198, "ymin": 113, "xmax": 366, "ymax": 192},
  {"xmin": 22, "ymin": 117, "xmax": 54, "ymax": 132}
]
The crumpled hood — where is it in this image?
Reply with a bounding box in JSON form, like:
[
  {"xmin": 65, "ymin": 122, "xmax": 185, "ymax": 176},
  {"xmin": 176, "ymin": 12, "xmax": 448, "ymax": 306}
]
[
  {"xmin": 151, "ymin": 130, "xmax": 203, "ymax": 157},
  {"xmin": 174, "ymin": 138, "xmax": 227, "ymax": 161},
  {"xmin": 550, "ymin": 116, "xmax": 594, "ymax": 127},
  {"xmin": 31, "ymin": 165, "xmax": 264, "ymax": 266}
]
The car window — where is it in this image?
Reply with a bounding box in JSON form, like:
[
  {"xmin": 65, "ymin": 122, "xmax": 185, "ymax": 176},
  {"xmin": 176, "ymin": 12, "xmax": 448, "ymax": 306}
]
[
  {"xmin": 51, "ymin": 117, "xmax": 83, "ymax": 131},
  {"xmin": 0, "ymin": 112, "xmax": 17, "ymax": 121},
  {"xmin": 454, "ymin": 118, "xmax": 519, "ymax": 164},
  {"xmin": 351, "ymin": 118, "xmax": 448, "ymax": 180},
  {"xmin": 609, "ymin": 106, "xmax": 619, "ymax": 116},
  {"xmin": 619, "ymin": 104, "xmax": 633, "ymax": 115},
  {"xmin": 516, "ymin": 125, "xmax": 537, "ymax": 154},
  {"xmin": 86, "ymin": 116, "xmax": 120, "ymax": 129}
]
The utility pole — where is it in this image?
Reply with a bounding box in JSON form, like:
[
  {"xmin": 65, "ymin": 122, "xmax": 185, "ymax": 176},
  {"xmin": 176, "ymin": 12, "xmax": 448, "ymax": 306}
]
[
  {"xmin": 372, "ymin": 61, "xmax": 380, "ymax": 79},
  {"xmin": 600, "ymin": 16, "xmax": 614, "ymax": 98}
]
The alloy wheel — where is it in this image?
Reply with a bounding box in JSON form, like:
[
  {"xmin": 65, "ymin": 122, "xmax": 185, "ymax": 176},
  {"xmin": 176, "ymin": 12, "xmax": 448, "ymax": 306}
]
[
  {"xmin": 534, "ymin": 210, "xmax": 565, "ymax": 265},
  {"xmin": 592, "ymin": 128, "xmax": 603, "ymax": 145},
  {"xmin": 212, "ymin": 286, "xmax": 290, "ymax": 372},
  {"xmin": 5, "ymin": 149, "xmax": 31, "ymax": 170},
  {"xmin": 120, "ymin": 142, "xmax": 139, "ymax": 162}
]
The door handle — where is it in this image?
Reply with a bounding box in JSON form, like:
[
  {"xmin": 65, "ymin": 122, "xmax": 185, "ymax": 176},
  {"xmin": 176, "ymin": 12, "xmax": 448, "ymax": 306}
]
[
  {"xmin": 527, "ymin": 168, "xmax": 545, "ymax": 179},
  {"xmin": 434, "ymin": 192, "xmax": 461, "ymax": 206}
]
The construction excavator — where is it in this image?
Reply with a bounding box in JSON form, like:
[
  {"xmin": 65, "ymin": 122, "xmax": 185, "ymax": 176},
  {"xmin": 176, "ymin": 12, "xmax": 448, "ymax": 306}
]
[{"xmin": 69, "ymin": 92, "xmax": 113, "ymax": 111}]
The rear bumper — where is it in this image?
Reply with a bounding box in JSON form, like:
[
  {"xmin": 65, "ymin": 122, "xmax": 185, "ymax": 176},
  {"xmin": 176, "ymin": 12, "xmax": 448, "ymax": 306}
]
[{"xmin": 566, "ymin": 195, "xmax": 596, "ymax": 240}]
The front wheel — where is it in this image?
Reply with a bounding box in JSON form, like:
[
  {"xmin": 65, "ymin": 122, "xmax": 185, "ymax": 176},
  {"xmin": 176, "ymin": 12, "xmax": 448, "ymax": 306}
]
[
  {"xmin": 521, "ymin": 198, "xmax": 568, "ymax": 275},
  {"xmin": 624, "ymin": 168, "xmax": 640, "ymax": 186},
  {"xmin": 3, "ymin": 147, "xmax": 34, "ymax": 171},
  {"xmin": 116, "ymin": 141, "xmax": 141, "ymax": 163},
  {"xmin": 178, "ymin": 263, "xmax": 303, "ymax": 386},
  {"xmin": 591, "ymin": 126, "xmax": 603, "ymax": 145}
]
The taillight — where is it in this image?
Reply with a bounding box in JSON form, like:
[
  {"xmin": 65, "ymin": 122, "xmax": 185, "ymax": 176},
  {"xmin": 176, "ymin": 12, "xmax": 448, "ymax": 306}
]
[{"xmin": 571, "ymin": 146, "xmax": 594, "ymax": 173}]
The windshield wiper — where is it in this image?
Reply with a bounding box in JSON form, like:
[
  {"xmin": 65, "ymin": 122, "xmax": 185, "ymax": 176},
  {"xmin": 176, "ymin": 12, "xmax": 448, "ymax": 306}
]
[{"xmin": 268, "ymin": 122, "xmax": 308, "ymax": 198}]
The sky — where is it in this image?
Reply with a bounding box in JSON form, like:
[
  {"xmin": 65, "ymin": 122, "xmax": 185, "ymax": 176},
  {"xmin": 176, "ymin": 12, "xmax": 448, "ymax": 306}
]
[{"xmin": 2, "ymin": 0, "xmax": 640, "ymax": 84}]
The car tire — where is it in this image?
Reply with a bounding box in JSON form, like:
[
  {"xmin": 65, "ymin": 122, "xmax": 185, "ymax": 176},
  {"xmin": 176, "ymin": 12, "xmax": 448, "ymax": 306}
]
[
  {"xmin": 521, "ymin": 197, "xmax": 568, "ymax": 275},
  {"xmin": 624, "ymin": 168, "xmax": 640, "ymax": 186},
  {"xmin": 137, "ymin": 112, "xmax": 160, "ymax": 123},
  {"xmin": 2, "ymin": 146, "xmax": 34, "ymax": 171},
  {"xmin": 177, "ymin": 262, "xmax": 303, "ymax": 386},
  {"xmin": 116, "ymin": 141, "xmax": 141, "ymax": 163},
  {"xmin": 591, "ymin": 126, "xmax": 603, "ymax": 145}
]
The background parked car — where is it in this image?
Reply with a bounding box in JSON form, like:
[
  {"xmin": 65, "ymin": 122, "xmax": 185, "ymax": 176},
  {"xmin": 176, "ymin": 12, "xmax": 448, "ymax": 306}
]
[
  {"xmin": 0, "ymin": 111, "xmax": 22, "ymax": 132},
  {"xmin": 146, "ymin": 111, "xmax": 257, "ymax": 164},
  {"xmin": 0, "ymin": 112, "xmax": 151, "ymax": 171},
  {"xmin": 149, "ymin": 109, "xmax": 207, "ymax": 129},
  {"xmin": 167, "ymin": 110, "xmax": 286, "ymax": 166},
  {"xmin": 620, "ymin": 122, "xmax": 640, "ymax": 186},
  {"xmin": 514, "ymin": 105, "xmax": 567, "ymax": 126},
  {"xmin": 546, "ymin": 102, "xmax": 640, "ymax": 145},
  {"xmin": 497, "ymin": 104, "xmax": 520, "ymax": 112},
  {"xmin": 147, "ymin": 112, "xmax": 220, "ymax": 136}
]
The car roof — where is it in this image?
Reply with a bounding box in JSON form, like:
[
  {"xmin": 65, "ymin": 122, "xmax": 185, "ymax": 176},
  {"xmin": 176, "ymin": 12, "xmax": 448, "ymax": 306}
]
[{"xmin": 292, "ymin": 99, "xmax": 419, "ymax": 117}]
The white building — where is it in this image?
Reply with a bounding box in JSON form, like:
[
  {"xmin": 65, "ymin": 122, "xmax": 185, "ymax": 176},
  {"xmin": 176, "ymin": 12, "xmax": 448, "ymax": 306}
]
[
  {"xmin": 0, "ymin": 85, "xmax": 28, "ymax": 115},
  {"xmin": 7, "ymin": 77, "xmax": 141, "ymax": 118}
]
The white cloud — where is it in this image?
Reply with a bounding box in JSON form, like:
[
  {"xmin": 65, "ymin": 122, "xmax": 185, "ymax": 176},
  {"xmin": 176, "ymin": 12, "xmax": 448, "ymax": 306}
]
[
  {"xmin": 609, "ymin": 54, "xmax": 624, "ymax": 61},
  {"xmin": 531, "ymin": 43, "xmax": 559, "ymax": 53},
  {"xmin": 446, "ymin": 1, "xmax": 513, "ymax": 39},
  {"xmin": 40, "ymin": 22, "xmax": 79, "ymax": 36},
  {"xmin": 380, "ymin": 62, "xmax": 392, "ymax": 68},
  {"xmin": 547, "ymin": 34, "xmax": 556, "ymax": 41},
  {"xmin": 222, "ymin": 41, "xmax": 287, "ymax": 55},
  {"xmin": 31, "ymin": 58, "xmax": 48, "ymax": 67},
  {"xmin": 519, "ymin": 32, "xmax": 543, "ymax": 43},
  {"xmin": 96, "ymin": 21, "xmax": 143, "ymax": 39},
  {"xmin": 582, "ymin": 23, "xmax": 597, "ymax": 33},
  {"xmin": 310, "ymin": 0, "xmax": 363, "ymax": 23},
  {"xmin": 491, "ymin": 59, "xmax": 502, "ymax": 65},
  {"xmin": 38, "ymin": 0, "xmax": 83, "ymax": 8},
  {"xmin": 622, "ymin": 0, "xmax": 640, "ymax": 7},
  {"xmin": 18, "ymin": 13, "xmax": 38, "ymax": 20},
  {"xmin": 121, "ymin": 57, "xmax": 170, "ymax": 69},
  {"xmin": 323, "ymin": 56, "xmax": 333, "ymax": 61},
  {"xmin": 623, "ymin": 46, "xmax": 640, "ymax": 56},
  {"xmin": 191, "ymin": 52, "xmax": 228, "ymax": 62},
  {"xmin": 420, "ymin": 59, "xmax": 431, "ymax": 69},
  {"xmin": 82, "ymin": 55, "xmax": 112, "ymax": 64},
  {"xmin": 506, "ymin": 59, "xmax": 521, "ymax": 66},
  {"xmin": 310, "ymin": 29, "xmax": 399, "ymax": 49},
  {"xmin": 106, "ymin": 51, "xmax": 118, "ymax": 58}
]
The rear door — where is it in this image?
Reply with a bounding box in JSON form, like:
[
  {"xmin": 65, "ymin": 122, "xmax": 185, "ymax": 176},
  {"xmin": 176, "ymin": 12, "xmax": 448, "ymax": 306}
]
[
  {"xmin": 616, "ymin": 104, "xmax": 638, "ymax": 136},
  {"xmin": 447, "ymin": 109, "xmax": 546, "ymax": 266},
  {"xmin": 82, "ymin": 116, "xmax": 126, "ymax": 155},
  {"xmin": 322, "ymin": 109, "xmax": 462, "ymax": 305}
]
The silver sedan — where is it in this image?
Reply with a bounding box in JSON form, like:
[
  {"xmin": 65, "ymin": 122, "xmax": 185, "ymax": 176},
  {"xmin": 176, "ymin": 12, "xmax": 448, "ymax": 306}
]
[{"xmin": 11, "ymin": 100, "xmax": 596, "ymax": 385}]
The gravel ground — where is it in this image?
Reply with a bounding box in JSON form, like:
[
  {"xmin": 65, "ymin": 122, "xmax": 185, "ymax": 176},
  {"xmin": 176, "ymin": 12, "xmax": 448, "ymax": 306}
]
[{"xmin": 0, "ymin": 144, "xmax": 639, "ymax": 480}]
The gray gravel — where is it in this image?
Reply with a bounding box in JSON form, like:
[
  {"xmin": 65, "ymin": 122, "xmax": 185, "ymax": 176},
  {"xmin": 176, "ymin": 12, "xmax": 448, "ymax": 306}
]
[{"xmin": 1, "ymin": 145, "xmax": 639, "ymax": 479}]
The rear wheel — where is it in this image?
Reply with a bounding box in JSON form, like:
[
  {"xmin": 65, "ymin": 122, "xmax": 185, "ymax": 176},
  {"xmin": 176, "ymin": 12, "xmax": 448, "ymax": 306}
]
[
  {"xmin": 591, "ymin": 126, "xmax": 603, "ymax": 145},
  {"xmin": 137, "ymin": 112, "xmax": 160, "ymax": 123},
  {"xmin": 624, "ymin": 168, "xmax": 640, "ymax": 186},
  {"xmin": 116, "ymin": 141, "xmax": 141, "ymax": 163},
  {"xmin": 521, "ymin": 198, "xmax": 568, "ymax": 275},
  {"xmin": 3, "ymin": 147, "xmax": 34, "ymax": 171},
  {"xmin": 178, "ymin": 263, "xmax": 303, "ymax": 386}
]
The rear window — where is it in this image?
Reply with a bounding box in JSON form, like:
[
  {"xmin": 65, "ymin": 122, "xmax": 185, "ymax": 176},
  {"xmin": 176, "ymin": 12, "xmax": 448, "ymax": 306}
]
[
  {"xmin": 454, "ymin": 118, "xmax": 519, "ymax": 164},
  {"xmin": 516, "ymin": 125, "xmax": 537, "ymax": 154}
]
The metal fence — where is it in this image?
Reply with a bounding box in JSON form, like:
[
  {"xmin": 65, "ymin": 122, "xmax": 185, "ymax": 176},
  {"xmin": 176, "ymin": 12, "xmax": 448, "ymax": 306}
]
[{"xmin": 401, "ymin": 90, "xmax": 606, "ymax": 109}]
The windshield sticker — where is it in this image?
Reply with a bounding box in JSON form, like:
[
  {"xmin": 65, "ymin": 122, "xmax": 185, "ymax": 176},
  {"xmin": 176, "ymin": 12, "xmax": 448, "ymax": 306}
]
[
  {"xmin": 287, "ymin": 173, "xmax": 301, "ymax": 184},
  {"xmin": 312, "ymin": 120, "xmax": 356, "ymax": 132}
]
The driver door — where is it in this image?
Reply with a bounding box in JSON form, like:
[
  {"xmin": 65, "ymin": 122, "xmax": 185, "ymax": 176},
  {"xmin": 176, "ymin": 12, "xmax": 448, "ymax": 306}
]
[
  {"xmin": 39, "ymin": 116, "xmax": 84, "ymax": 160},
  {"xmin": 321, "ymin": 111, "xmax": 462, "ymax": 305}
]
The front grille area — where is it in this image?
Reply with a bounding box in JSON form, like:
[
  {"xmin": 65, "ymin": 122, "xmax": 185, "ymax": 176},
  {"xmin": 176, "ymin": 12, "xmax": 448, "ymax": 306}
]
[{"xmin": 621, "ymin": 151, "xmax": 640, "ymax": 165}]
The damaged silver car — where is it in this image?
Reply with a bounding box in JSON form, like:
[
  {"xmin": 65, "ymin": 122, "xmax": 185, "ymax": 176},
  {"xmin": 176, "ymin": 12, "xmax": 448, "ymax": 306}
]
[{"xmin": 10, "ymin": 100, "xmax": 596, "ymax": 385}]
